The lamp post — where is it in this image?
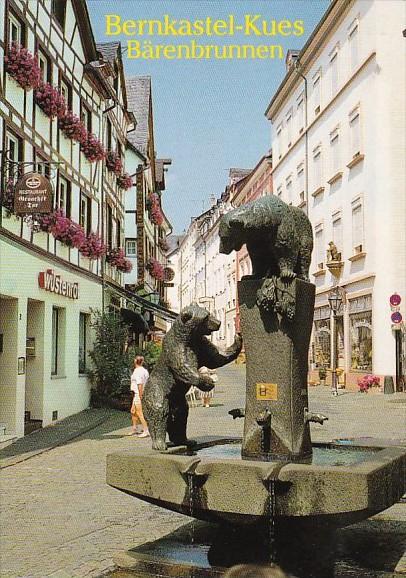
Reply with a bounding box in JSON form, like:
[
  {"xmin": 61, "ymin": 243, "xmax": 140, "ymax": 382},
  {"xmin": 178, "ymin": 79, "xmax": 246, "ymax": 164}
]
[{"xmin": 328, "ymin": 286, "xmax": 344, "ymax": 396}]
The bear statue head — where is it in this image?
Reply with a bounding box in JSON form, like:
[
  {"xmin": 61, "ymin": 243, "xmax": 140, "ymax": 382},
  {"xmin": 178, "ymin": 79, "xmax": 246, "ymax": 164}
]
[
  {"xmin": 180, "ymin": 303, "xmax": 221, "ymax": 336},
  {"xmin": 219, "ymin": 213, "xmax": 245, "ymax": 255}
]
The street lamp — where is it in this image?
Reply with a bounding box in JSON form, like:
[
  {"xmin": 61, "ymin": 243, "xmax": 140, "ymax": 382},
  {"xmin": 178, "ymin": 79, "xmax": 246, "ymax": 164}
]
[{"xmin": 328, "ymin": 286, "xmax": 344, "ymax": 396}]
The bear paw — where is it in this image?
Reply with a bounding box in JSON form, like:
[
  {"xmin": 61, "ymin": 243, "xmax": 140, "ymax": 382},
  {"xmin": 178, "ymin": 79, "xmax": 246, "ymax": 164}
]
[
  {"xmin": 280, "ymin": 268, "xmax": 296, "ymax": 281},
  {"xmin": 152, "ymin": 439, "xmax": 167, "ymax": 452}
]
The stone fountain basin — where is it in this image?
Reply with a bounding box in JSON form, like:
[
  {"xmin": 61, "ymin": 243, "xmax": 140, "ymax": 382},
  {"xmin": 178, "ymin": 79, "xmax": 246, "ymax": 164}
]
[{"xmin": 107, "ymin": 437, "xmax": 406, "ymax": 528}]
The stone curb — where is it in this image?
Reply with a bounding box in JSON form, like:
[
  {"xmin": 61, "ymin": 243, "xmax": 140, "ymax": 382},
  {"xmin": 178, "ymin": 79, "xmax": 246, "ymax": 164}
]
[{"xmin": 0, "ymin": 409, "xmax": 113, "ymax": 469}]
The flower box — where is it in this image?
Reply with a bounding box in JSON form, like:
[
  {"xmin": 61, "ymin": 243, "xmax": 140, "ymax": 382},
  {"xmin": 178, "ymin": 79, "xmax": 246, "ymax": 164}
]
[
  {"xmin": 106, "ymin": 248, "xmax": 133, "ymax": 272},
  {"xmin": 116, "ymin": 173, "xmax": 133, "ymax": 190},
  {"xmin": 58, "ymin": 111, "xmax": 87, "ymax": 142},
  {"xmin": 106, "ymin": 151, "xmax": 123, "ymax": 175},
  {"xmin": 4, "ymin": 43, "xmax": 41, "ymax": 91},
  {"xmin": 81, "ymin": 133, "xmax": 105, "ymax": 163},
  {"xmin": 145, "ymin": 257, "xmax": 164, "ymax": 281},
  {"xmin": 79, "ymin": 232, "xmax": 106, "ymax": 260},
  {"xmin": 34, "ymin": 82, "xmax": 66, "ymax": 119}
]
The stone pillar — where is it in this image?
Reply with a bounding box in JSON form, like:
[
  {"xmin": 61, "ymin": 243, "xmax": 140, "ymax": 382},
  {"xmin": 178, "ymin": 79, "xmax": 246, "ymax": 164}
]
[{"xmin": 238, "ymin": 278, "xmax": 315, "ymax": 462}]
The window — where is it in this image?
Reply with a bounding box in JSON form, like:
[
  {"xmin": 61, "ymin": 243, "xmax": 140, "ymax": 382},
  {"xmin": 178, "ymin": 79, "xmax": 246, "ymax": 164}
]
[
  {"xmin": 277, "ymin": 184, "xmax": 283, "ymax": 198},
  {"xmin": 126, "ymin": 239, "xmax": 137, "ymax": 256},
  {"xmin": 313, "ymin": 145, "xmax": 322, "ymax": 189},
  {"xmin": 9, "ymin": 12, "xmax": 23, "ymax": 45},
  {"xmin": 79, "ymin": 313, "xmax": 90, "ymax": 374},
  {"xmin": 297, "ymin": 162, "xmax": 305, "ymax": 196},
  {"xmin": 38, "ymin": 48, "xmax": 51, "ymax": 83},
  {"xmin": 286, "ymin": 110, "xmax": 293, "ymax": 147},
  {"xmin": 51, "ymin": 307, "xmax": 64, "ymax": 375},
  {"xmin": 81, "ymin": 101, "xmax": 92, "ymax": 133},
  {"xmin": 276, "ymin": 123, "xmax": 283, "ymax": 158},
  {"xmin": 51, "ymin": 0, "xmax": 67, "ymax": 28},
  {"xmin": 332, "ymin": 211, "xmax": 343, "ymax": 253},
  {"xmin": 57, "ymin": 175, "xmax": 71, "ymax": 217},
  {"xmin": 106, "ymin": 118, "xmax": 112, "ymax": 150},
  {"xmin": 116, "ymin": 219, "xmax": 121, "ymax": 248},
  {"xmin": 79, "ymin": 192, "xmax": 92, "ymax": 234},
  {"xmin": 107, "ymin": 205, "xmax": 113, "ymax": 248},
  {"xmin": 330, "ymin": 127, "xmax": 340, "ymax": 174},
  {"xmin": 313, "ymin": 306, "xmax": 331, "ymax": 368},
  {"xmin": 349, "ymin": 296, "xmax": 372, "ymax": 371},
  {"xmin": 286, "ymin": 175, "xmax": 293, "ymax": 203},
  {"xmin": 297, "ymin": 93, "xmax": 305, "ymax": 132},
  {"xmin": 315, "ymin": 223, "xmax": 324, "ymax": 267},
  {"xmin": 313, "ymin": 71, "xmax": 321, "ymax": 114},
  {"xmin": 352, "ymin": 197, "xmax": 363, "ymax": 252},
  {"xmin": 60, "ymin": 77, "xmax": 72, "ymax": 108},
  {"xmin": 330, "ymin": 49, "xmax": 339, "ymax": 96},
  {"xmin": 35, "ymin": 153, "xmax": 50, "ymax": 178},
  {"xmin": 5, "ymin": 130, "xmax": 23, "ymax": 182},
  {"xmin": 348, "ymin": 20, "xmax": 359, "ymax": 71},
  {"xmin": 349, "ymin": 107, "xmax": 361, "ymax": 156}
]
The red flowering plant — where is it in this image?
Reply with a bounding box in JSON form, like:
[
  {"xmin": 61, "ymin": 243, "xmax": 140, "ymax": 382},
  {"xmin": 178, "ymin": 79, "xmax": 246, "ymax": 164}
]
[
  {"xmin": 145, "ymin": 258, "xmax": 164, "ymax": 281},
  {"xmin": 34, "ymin": 82, "xmax": 66, "ymax": 119},
  {"xmin": 106, "ymin": 247, "xmax": 133, "ymax": 272},
  {"xmin": 106, "ymin": 151, "xmax": 123, "ymax": 175},
  {"xmin": 116, "ymin": 173, "xmax": 133, "ymax": 190},
  {"xmin": 79, "ymin": 232, "xmax": 106, "ymax": 260},
  {"xmin": 58, "ymin": 111, "xmax": 87, "ymax": 142},
  {"xmin": 358, "ymin": 374, "xmax": 380, "ymax": 393},
  {"xmin": 81, "ymin": 133, "xmax": 105, "ymax": 163},
  {"xmin": 34, "ymin": 210, "xmax": 85, "ymax": 248},
  {"xmin": 4, "ymin": 43, "xmax": 41, "ymax": 91},
  {"xmin": 146, "ymin": 193, "xmax": 164, "ymax": 226}
]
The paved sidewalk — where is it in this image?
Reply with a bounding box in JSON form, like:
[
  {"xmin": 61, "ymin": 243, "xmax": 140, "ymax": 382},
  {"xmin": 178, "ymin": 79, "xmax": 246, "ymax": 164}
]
[{"xmin": 0, "ymin": 365, "xmax": 405, "ymax": 578}]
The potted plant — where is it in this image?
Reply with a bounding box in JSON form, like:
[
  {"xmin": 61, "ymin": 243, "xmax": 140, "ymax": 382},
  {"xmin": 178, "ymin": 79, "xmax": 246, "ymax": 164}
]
[
  {"xmin": 145, "ymin": 257, "xmax": 165, "ymax": 281},
  {"xmin": 79, "ymin": 232, "xmax": 106, "ymax": 260},
  {"xmin": 318, "ymin": 366, "xmax": 327, "ymax": 386},
  {"xmin": 358, "ymin": 374, "xmax": 381, "ymax": 393},
  {"xmin": 116, "ymin": 173, "xmax": 133, "ymax": 190},
  {"xmin": 58, "ymin": 110, "xmax": 87, "ymax": 142},
  {"xmin": 34, "ymin": 82, "xmax": 66, "ymax": 118},
  {"xmin": 106, "ymin": 151, "xmax": 123, "ymax": 175},
  {"xmin": 80, "ymin": 133, "xmax": 105, "ymax": 162}
]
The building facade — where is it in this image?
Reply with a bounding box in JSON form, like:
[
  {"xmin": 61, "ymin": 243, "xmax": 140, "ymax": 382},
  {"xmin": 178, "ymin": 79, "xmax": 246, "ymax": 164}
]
[{"xmin": 265, "ymin": 0, "xmax": 406, "ymax": 388}]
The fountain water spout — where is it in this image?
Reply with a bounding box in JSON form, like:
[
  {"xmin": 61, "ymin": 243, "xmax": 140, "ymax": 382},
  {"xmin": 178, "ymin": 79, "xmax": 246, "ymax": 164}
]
[{"xmin": 304, "ymin": 409, "xmax": 328, "ymax": 425}]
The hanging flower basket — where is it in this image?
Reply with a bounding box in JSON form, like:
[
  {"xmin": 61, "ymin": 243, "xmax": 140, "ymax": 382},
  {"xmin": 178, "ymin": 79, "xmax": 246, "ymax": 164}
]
[
  {"xmin": 4, "ymin": 43, "xmax": 41, "ymax": 91},
  {"xmin": 116, "ymin": 173, "xmax": 133, "ymax": 190},
  {"xmin": 34, "ymin": 82, "xmax": 66, "ymax": 119},
  {"xmin": 58, "ymin": 111, "xmax": 87, "ymax": 142},
  {"xmin": 106, "ymin": 247, "xmax": 133, "ymax": 272},
  {"xmin": 81, "ymin": 133, "xmax": 105, "ymax": 162},
  {"xmin": 106, "ymin": 151, "xmax": 123, "ymax": 175},
  {"xmin": 145, "ymin": 258, "xmax": 165, "ymax": 281},
  {"xmin": 79, "ymin": 232, "xmax": 106, "ymax": 260}
]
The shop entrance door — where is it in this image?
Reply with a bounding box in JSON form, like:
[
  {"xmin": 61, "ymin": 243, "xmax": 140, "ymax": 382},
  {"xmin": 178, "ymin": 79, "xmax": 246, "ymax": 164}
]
[{"xmin": 25, "ymin": 299, "xmax": 45, "ymax": 434}]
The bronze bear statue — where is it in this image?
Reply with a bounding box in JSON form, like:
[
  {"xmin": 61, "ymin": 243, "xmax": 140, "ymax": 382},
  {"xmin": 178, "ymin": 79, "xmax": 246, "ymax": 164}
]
[
  {"xmin": 219, "ymin": 195, "xmax": 313, "ymax": 282},
  {"xmin": 142, "ymin": 304, "xmax": 242, "ymax": 451}
]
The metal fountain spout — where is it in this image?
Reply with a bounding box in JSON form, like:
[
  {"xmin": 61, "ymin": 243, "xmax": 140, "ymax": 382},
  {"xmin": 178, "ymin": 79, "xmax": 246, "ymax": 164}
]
[{"xmin": 304, "ymin": 409, "xmax": 329, "ymax": 425}]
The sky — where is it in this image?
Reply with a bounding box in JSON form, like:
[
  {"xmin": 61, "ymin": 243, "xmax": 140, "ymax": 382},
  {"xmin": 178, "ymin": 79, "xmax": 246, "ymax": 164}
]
[{"xmin": 88, "ymin": 1, "xmax": 329, "ymax": 233}]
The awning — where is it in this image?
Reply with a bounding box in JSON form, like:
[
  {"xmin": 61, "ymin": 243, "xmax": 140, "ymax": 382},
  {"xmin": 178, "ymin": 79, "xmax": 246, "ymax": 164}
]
[{"xmin": 120, "ymin": 308, "xmax": 149, "ymax": 334}]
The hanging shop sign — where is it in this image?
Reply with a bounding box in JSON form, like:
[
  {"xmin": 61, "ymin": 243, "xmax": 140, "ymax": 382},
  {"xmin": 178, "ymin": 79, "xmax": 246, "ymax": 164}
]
[
  {"xmin": 163, "ymin": 267, "xmax": 175, "ymax": 282},
  {"xmin": 14, "ymin": 172, "xmax": 53, "ymax": 214},
  {"xmin": 38, "ymin": 269, "xmax": 79, "ymax": 299}
]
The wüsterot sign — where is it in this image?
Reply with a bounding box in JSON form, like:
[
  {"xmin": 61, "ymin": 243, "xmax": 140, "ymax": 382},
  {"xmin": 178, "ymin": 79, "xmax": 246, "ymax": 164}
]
[
  {"xmin": 38, "ymin": 269, "xmax": 79, "ymax": 299},
  {"xmin": 14, "ymin": 172, "xmax": 53, "ymax": 214}
]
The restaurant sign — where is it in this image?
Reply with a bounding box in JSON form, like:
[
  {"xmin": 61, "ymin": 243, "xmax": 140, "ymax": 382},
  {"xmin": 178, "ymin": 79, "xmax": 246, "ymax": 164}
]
[
  {"xmin": 14, "ymin": 172, "xmax": 53, "ymax": 214},
  {"xmin": 38, "ymin": 269, "xmax": 79, "ymax": 299}
]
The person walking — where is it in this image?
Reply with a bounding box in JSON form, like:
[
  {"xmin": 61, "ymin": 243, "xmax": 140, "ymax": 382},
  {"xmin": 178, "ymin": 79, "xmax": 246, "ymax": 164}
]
[
  {"xmin": 199, "ymin": 366, "xmax": 218, "ymax": 408},
  {"xmin": 127, "ymin": 355, "xmax": 150, "ymax": 437}
]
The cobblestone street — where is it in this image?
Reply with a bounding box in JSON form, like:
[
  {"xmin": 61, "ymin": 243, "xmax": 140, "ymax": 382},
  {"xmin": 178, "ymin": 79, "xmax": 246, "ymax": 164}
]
[{"xmin": 1, "ymin": 364, "xmax": 405, "ymax": 578}]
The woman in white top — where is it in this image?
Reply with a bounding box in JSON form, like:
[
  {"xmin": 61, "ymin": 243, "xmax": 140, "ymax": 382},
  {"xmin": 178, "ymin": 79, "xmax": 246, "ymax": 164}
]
[{"xmin": 128, "ymin": 355, "xmax": 150, "ymax": 437}]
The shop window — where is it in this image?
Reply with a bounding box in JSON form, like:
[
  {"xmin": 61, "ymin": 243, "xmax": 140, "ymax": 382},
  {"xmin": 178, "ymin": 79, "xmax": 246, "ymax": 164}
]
[
  {"xmin": 51, "ymin": 307, "xmax": 65, "ymax": 375},
  {"xmin": 79, "ymin": 312, "xmax": 90, "ymax": 374},
  {"xmin": 350, "ymin": 307, "xmax": 372, "ymax": 371},
  {"xmin": 57, "ymin": 175, "xmax": 71, "ymax": 217},
  {"xmin": 9, "ymin": 11, "xmax": 24, "ymax": 45},
  {"xmin": 81, "ymin": 101, "xmax": 92, "ymax": 133},
  {"xmin": 79, "ymin": 192, "xmax": 92, "ymax": 234},
  {"xmin": 38, "ymin": 48, "xmax": 51, "ymax": 83},
  {"xmin": 126, "ymin": 238, "xmax": 137, "ymax": 256},
  {"xmin": 51, "ymin": 0, "xmax": 67, "ymax": 29}
]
